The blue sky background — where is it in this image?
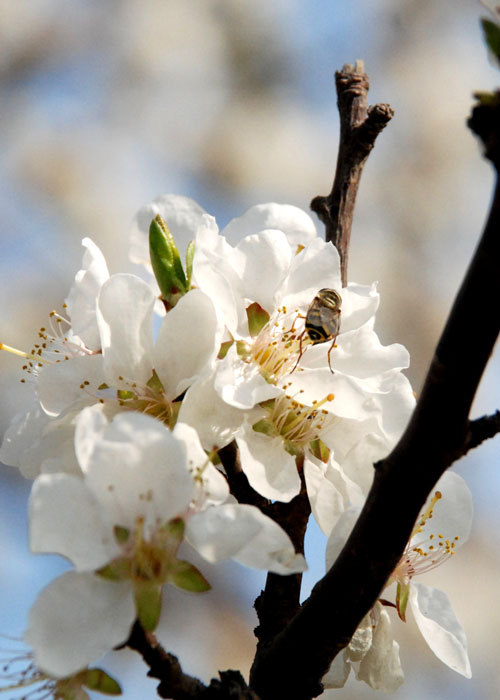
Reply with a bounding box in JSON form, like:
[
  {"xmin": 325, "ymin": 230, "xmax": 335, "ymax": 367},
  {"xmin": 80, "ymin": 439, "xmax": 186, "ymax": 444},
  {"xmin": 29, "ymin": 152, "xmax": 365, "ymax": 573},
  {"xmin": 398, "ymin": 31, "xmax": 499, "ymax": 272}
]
[{"xmin": 1, "ymin": 1, "xmax": 500, "ymax": 698}]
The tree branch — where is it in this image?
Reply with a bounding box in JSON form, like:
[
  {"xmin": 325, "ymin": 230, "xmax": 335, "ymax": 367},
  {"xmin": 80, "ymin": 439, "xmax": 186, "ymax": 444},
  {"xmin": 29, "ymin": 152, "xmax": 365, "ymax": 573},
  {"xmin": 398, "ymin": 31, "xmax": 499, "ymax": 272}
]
[
  {"xmin": 254, "ymin": 470, "xmax": 311, "ymax": 649},
  {"xmin": 310, "ymin": 60, "xmax": 394, "ymax": 285},
  {"xmin": 127, "ymin": 621, "xmax": 207, "ymax": 699},
  {"xmin": 217, "ymin": 441, "xmax": 269, "ymax": 509},
  {"xmin": 465, "ymin": 411, "xmax": 500, "ymax": 453},
  {"xmin": 127, "ymin": 622, "xmax": 260, "ymax": 699},
  {"xmin": 249, "ymin": 93, "xmax": 500, "ymax": 700}
]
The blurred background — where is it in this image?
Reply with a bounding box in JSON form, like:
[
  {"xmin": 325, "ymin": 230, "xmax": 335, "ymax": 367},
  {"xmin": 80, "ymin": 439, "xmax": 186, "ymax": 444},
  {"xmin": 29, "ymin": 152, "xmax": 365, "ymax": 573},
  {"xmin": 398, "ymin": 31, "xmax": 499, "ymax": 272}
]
[{"xmin": 1, "ymin": 0, "xmax": 499, "ymax": 698}]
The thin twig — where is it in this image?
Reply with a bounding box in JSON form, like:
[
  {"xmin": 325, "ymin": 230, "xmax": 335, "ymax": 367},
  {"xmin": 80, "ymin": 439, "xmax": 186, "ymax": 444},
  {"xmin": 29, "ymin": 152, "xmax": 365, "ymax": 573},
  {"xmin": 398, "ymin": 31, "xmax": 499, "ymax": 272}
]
[
  {"xmin": 310, "ymin": 60, "xmax": 393, "ymax": 285},
  {"xmin": 465, "ymin": 411, "xmax": 500, "ymax": 453},
  {"xmin": 127, "ymin": 621, "xmax": 207, "ymax": 699}
]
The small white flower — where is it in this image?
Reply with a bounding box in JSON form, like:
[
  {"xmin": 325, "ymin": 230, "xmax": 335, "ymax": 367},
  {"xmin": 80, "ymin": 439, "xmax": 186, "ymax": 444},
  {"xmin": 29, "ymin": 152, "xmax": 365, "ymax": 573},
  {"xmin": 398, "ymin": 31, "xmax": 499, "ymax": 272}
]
[
  {"xmin": 1, "ymin": 238, "xmax": 222, "ymax": 477},
  {"xmin": 323, "ymin": 470, "xmax": 473, "ymax": 689},
  {"xmin": 26, "ymin": 406, "xmax": 305, "ymax": 677}
]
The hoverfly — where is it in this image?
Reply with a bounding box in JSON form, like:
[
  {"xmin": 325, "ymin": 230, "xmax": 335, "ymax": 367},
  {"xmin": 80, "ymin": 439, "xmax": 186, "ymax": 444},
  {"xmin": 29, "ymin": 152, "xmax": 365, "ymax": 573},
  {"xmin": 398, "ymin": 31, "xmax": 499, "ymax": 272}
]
[{"xmin": 291, "ymin": 288, "xmax": 342, "ymax": 373}]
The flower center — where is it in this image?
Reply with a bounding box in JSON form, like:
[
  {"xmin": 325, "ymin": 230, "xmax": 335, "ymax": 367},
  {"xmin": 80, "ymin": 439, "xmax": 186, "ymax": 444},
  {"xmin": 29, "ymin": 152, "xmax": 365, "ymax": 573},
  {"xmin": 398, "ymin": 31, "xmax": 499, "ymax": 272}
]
[
  {"xmin": 254, "ymin": 390, "xmax": 335, "ymax": 456},
  {"xmin": 1, "ymin": 306, "xmax": 96, "ymax": 384},
  {"xmin": 82, "ymin": 370, "xmax": 178, "ymax": 428},
  {"xmin": 249, "ymin": 306, "xmax": 314, "ymax": 383},
  {"xmin": 101, "ymin": 516, "xmax": 185, "ymax": 586},
  {"xmin": 390, "ymin": 490, "xmax": 460, "ymax": 584}
]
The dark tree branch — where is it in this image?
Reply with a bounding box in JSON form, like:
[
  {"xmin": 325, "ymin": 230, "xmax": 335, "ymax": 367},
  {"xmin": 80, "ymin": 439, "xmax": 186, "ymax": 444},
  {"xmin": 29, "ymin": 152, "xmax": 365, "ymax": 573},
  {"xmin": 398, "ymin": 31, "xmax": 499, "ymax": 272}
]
[
  {"xmin": 310, "ymin": 60, "xmax": 394, "ymax": 285},
  {"xmin": 127, "ymin": 621, "xmax": 207, "ymax": 699},
  {"xmin": 217, "ymin": 441, "xmax": 269, "ymax": 509},
  {"xmin": 254, "ymin": 469, "xmax": 311, "ymax": 649},
  {"xmin": 465, "ymin": 411, "xmax": 500, "ymax": 453},
  {"xmin": 249, "ymin": 96, "xmax": 500, "ymax": 699}
]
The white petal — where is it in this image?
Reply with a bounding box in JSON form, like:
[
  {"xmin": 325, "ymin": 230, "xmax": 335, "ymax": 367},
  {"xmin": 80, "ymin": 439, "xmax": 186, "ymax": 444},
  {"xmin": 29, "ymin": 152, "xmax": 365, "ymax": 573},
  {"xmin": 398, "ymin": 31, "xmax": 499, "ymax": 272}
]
[
  {"xmin": 410, "ymin": 583, "xmax": 471, "ymax": 677},
  {"xmin": 177, "ymin": 373, "xmax": 245, "ymax": 450},
  {"xmin": 236, "ymin": 424, "xmax": 301, "ymax": 502},
  {"xmin": 130, "ymin": 193, "xmax": 218, "ymax": 269},
  {"xmin": 25, "ymin": 571, "xmax": 135, "ymax": 677},
  {"xmin": 0, "ymin": 401, "xmax": 48, "ymax": 475},
  {"xmin": 279, "ymin": 237, "xmax": 341, "ymax": 309},
  {"xmin": 234, "ymin": 230, "xmax": 293, "ymax": 312},
  {"xmin": 173, "ymin": 422, "xmax": 229, "ymax": 506},
  {"xmin": 339, "ymin": 283, "xmax": 379, "ymax": 333},
  {"xmin": 186, "ymin": 503, "xmax": 307, "ymax": 574},
  {"xmin": 192, "ymin": 226, "xmax": 245, "ymax": 335},
  {"xmin": 356, "ymin": 606, "xmax": 404, "ymax": 691},
  {"xmin": 213, "ymin": 345, "xmax": 281, "ymax": 409},
  {"xmin": 65, "ymin": 238, "xmax": 109, "ymax": 350},
  {"xmin": 341, "ymin": 431, "xmax": 390, "ymax": 496},
  {"xmin": 412, "ymin": 471, "xmax": 473, "ymax": 549},
  {"xmin": 317, "ymin": 322, "xmax": 410, "ymax": 378},
  {"xmin": 76, "ymin": 407, "xmax": 195, "ymax": 531},
  {"xmin": 325, "ymin": 507, "xmax": 361, "ymax": 570},
  {"xmin": 154, "ymin": 289, "xmax": 221, "ymax": 399},
  {"xmin": 220, "ymin": 202, "xmax": 317, "ymax": 247},
  {"xmin": 97, "ymin": 274, "xmax": 156, "ymax": 387},
  {"xmin": 304, "ymin": 455, "xmax": 363, "ymax": 535},
  {"xmin": 29, "ymin": 473, "xmax": 115, "ymax": 570},
  {"xmin": 37, "ymin": 354, "xmax": 104, "ymax": 416},
  {"xmin": 322, "ymin": 651, "xmax": 351, "ymax": 688}
]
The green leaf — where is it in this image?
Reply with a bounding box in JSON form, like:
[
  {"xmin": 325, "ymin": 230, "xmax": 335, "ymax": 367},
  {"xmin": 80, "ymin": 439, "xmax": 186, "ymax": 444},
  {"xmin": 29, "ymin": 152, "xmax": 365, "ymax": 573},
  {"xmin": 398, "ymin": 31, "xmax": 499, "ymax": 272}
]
[
  {"xmin": 149, "ymin": 215, "xmax": 188, "ymax": 307},
  {"xmin": 135, "ymin": 583, "xmax": 163, "ymax": 631},
  {"xmin": 396, "ymin": 581, "xmax": 410, "ymax": 622},
  {"xmin": 246, "ymin": 302, "xmax": 270, "ymax": 337},
  {"xmin": 171, "ymin": 560, "xmax": 211, "ymax": 592},
  {"xmin": 83, "ymin": 669, "xmax": 122, "ymax": 696},
  {"xmin": 481, "ymin": 17, "xmax": 500, "ymax": 64}
]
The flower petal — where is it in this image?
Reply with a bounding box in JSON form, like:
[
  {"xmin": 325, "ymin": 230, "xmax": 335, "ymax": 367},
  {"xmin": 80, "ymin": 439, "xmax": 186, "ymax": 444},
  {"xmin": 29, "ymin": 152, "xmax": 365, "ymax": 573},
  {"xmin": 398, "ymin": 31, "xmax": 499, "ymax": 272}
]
[
  {"xmin": 304, "ymin": 455, "xmax": 363, "ymax": 535},
  {"xmin": 75, "ymin": 406, "xmax": 195, "ymax": 530},
  {"xmin": 234, "ymin": 230, "xmax": 293, "ymax": 312},
  {"xmin": 186, "ymin": 503, "xmax": 307, "ymax": 574},
  {"xmin": 356, "ymin": 605, "xmax": 404, "ymax": 691},
  {"xmin": 322, "ymin": 651, "xmax": 351, "ymax": 688},
  {"xmin": 29, "ymin": 473, "xmax": 114, "ymax": 570},
  {"xmin": 412, "ymin": 471, "xmax": 473, "ymax": 549},
  {"xmin": 25, "ymin": 571, "xmax": 135, "ymax": 677},
  {"xmin": 193, "ymin": 226, "xmax": 245, "ymax": 334},
  {"xmin": 37, "ymin": 354, "xmax": 104, "ymax": 417},
  {"xmin": 153, "ymin": 289, "xmax": 221, "ymax": 399},
  {"xmin": 213, "ymin": 345, "xmax": 281, "ymax": 409},
  {"xmin": 236, "ymin": 424, "xmax": 301, "ymax": 502},
  {"xmin": 220, "ymin": 202, "xmax": 317, "ymax": 247},
  {"xmin": 65, "ymin": 238, "xmax": 109, "ymax": 350},
  {"xmin": 177, "ymin": 373, "xmax": 245, "ymax": 450},
  {"xmin": 279, "ymin": 236, "xmax": 341, "ymax": 309},
  {"xmin": 97, "ymin": 274, "xmax": 156, "ymax": 387},
  {"xmin": 173, "ymin": 422, "xmax": 229, "ymax": 506},
  {"xmin": 410, "ymin": 582, "xmax": 471, "ymax": 678}
]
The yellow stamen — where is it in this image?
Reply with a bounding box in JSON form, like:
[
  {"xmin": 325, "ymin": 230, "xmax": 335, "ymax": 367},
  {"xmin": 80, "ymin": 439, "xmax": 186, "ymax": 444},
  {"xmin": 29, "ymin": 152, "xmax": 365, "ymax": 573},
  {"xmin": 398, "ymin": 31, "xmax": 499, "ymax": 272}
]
[{"xmin": 0, "ymin": 343, "xmax": 49, "ymax": 364}]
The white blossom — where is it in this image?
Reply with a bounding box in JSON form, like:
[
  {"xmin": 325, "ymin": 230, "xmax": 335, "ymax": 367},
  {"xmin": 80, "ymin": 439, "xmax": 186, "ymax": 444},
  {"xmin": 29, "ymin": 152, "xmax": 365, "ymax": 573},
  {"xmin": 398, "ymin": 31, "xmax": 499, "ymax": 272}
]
[
  {"xmin": 26, "ymin": 406, "xmax": 306, "ymax": 677},
  {"xmin": 323, "ymin": 470, "xmax": 473, "ymax": 689}
]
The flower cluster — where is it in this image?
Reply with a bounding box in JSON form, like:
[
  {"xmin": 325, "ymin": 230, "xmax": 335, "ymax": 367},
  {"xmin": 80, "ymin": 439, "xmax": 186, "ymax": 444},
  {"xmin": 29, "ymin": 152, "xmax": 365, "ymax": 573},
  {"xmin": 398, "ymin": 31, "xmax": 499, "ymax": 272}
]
[{"xmin": 0, "ymin": 194, "xmax": 472, "ymax": 692}]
